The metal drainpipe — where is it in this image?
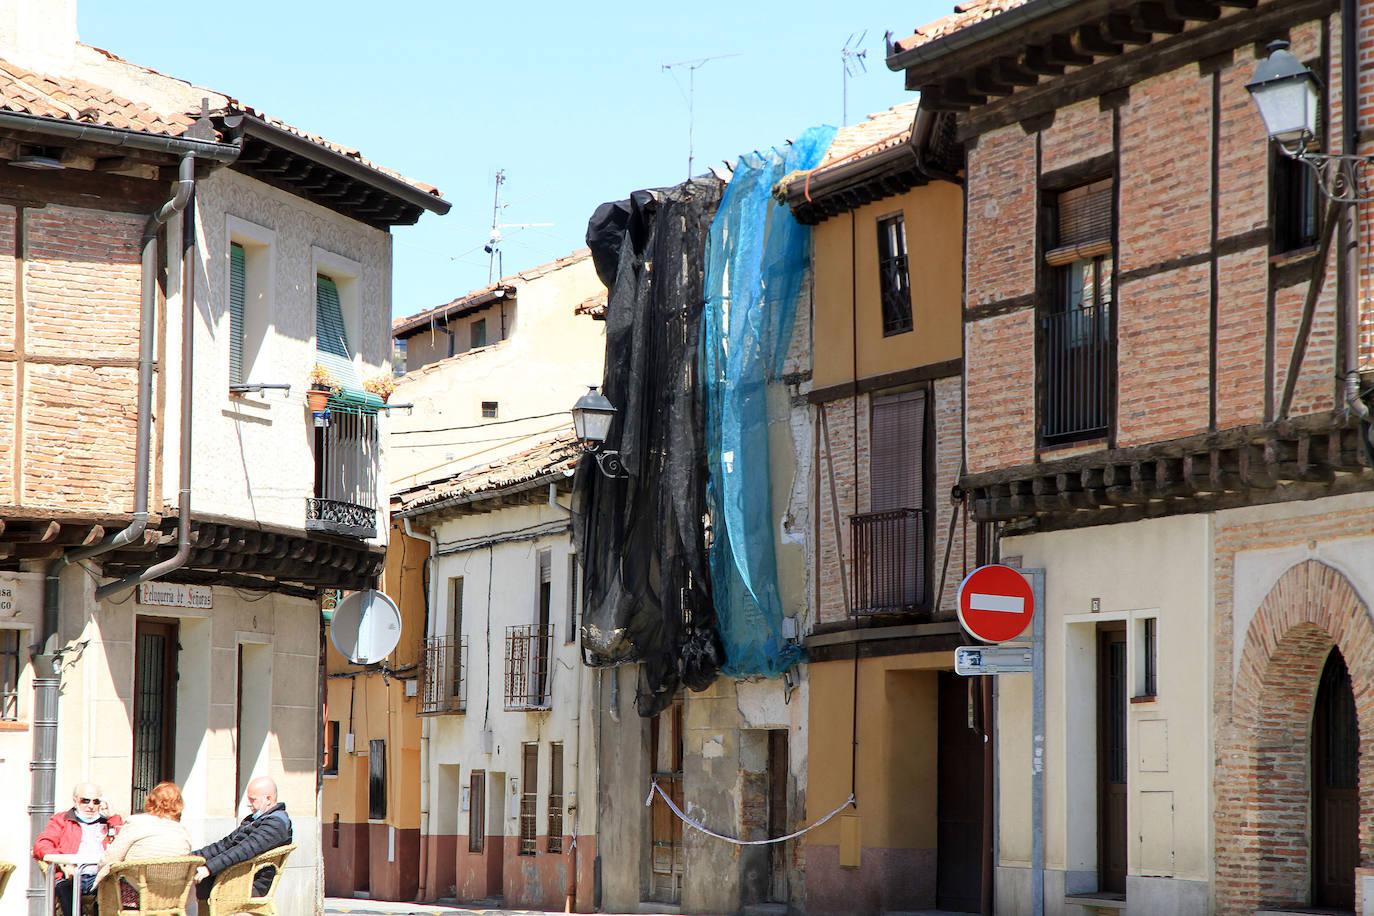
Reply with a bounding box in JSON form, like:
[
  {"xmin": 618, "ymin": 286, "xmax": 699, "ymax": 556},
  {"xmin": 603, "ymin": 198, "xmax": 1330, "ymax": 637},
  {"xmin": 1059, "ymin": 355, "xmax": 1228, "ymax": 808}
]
[
  {"xmin": 95, "ymin": 162, "xmax": 199, "ymax": 600},
  {"xmin": 403, "ymin": 516, "xmax": 438, "ymax": 900},
  {"xmin": 27, "ymin": 152, "xmax": 195, "ymax": 916},
  {"xmin": 1339, "ymin": 0, "xmax": 1370, "ymax": 428}
]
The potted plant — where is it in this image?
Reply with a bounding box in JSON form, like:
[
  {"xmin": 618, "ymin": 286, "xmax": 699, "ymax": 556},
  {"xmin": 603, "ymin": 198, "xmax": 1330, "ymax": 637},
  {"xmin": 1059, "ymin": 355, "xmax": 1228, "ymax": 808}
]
[
  {"xmin": 363, "ymin": 373, "xmax": 397, "ymax": 404},
  {"xmin": 306, "ymin": 364, "xmax": 339, "ymax": 412}
]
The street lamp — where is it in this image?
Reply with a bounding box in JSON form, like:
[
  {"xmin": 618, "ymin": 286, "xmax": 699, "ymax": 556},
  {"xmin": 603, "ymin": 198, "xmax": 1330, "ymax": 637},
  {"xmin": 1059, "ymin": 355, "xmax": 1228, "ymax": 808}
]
[
  {"xmin": 1245, "ymin": 41, "xmax": 1320, "ymax": 150},
  {"xmin": 571, "ymin": 386, "xmax": 627, "ymax": 478},
  {"xmin": 1246, "ymin": 40, "xmax": 1374, "ymax": 434}
]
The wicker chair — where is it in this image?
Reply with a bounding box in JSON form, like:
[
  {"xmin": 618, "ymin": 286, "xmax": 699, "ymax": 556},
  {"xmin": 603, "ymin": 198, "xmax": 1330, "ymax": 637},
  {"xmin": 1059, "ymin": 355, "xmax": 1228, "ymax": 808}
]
[
  {"xmin": 37, "ymin": 861, "xmax": 98, "ymax": 916},
  {"xmin": 201, "ymin": 844, "xmax": 294, "ymax": 916},
  {"xmin": 0, "ymin": 861, "xmax": 14, "ymax": 898},
  {"xmin": 95, "ymin": 855, "xmax": 203, "ymax": 916}
]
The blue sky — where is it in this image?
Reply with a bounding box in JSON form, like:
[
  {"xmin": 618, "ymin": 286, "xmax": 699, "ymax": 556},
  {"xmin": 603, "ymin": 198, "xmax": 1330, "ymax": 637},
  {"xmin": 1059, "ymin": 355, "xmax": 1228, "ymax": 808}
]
[{"xmin": 78, "ymin": 0, "xmax": 950, "ymax": 318}]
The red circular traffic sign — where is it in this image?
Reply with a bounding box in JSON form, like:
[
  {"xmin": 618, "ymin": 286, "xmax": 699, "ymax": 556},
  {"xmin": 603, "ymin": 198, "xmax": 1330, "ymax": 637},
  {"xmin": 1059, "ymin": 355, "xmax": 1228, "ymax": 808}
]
[{"xmin": 957, "ymin": 564, "xmax": 1035, "ymax": 643}]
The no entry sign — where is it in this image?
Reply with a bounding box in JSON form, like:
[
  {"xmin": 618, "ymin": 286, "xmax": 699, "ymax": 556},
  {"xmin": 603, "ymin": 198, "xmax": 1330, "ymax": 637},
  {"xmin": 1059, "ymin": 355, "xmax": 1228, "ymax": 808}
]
[{"xmin": 957, "ymin": 564, "xmax": 1035, "ymax": 643}]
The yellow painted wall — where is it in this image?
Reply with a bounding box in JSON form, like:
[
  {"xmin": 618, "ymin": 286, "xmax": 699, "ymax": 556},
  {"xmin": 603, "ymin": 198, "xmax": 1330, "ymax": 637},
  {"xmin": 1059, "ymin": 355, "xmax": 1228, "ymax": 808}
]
[
  {"xmin": 811, "ymin": 181, "xmax": 963, "ymax": 389},
  {"xmin": 807, "ymin": 651, "xmax": 950, "ymax": 851},
  {"xmin": 321, "ymin": 525, "xmax": 428, "ymax": 830}
]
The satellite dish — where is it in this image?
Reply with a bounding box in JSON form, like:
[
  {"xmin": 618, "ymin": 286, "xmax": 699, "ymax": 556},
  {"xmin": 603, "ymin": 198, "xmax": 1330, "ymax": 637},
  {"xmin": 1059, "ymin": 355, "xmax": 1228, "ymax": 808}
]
[{"xmin": 330, "ymin": 589, "xmax": 402, "ymax": 664}]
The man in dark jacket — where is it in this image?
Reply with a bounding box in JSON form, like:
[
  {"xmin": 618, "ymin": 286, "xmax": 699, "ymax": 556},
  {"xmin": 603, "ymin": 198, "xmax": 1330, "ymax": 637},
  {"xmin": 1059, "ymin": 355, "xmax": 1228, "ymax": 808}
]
[{"xmin": 193, "ymin": 776, "xmax": 292, "ymax": 900}]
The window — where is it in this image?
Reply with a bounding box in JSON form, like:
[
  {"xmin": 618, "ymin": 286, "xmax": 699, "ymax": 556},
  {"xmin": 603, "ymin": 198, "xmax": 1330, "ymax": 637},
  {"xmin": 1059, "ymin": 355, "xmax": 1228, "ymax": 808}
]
[
  {"xmin": 323, "ymin": 720, "xmax": 339, "ymax": 776},
  {"xmin": 851, "ymin": 389, "xmax": 927, "ymax": 614},
  {"xmin": 0, "ymin": 629, "xmax": 20, "ymax": 720},
  {"xmin": 1043, "ymin": 177, "xmax": 1115, "ymax": 445},
  {"xmin": 226, "ymin": 218, "xmax": 273, "ymax": 389},
  {"xmin": 876, "ymin": 214, "xmax": 913, "ymax": 336},
  {"xmin": 548, "ymin": 743, "xmax": 564, "ymax": 853},
  {"xmin": 565, "ymin": 555, "xmax": 578, "ymax": 645},
  {"xmin": 450, "ymin": 577, "xmax": 464, "ymax": 640},
  {"xmin": 317, "ymin": 275, "xmax": 360, "ymax": 391},
  {"xmin": 481, "ymin": 401, "xmax": 498, "ymax": 419},
  {"xmin": 1273, "ymin": 150, "xmax": 1319, "ymax": 253},
  {"xmin": 469, "ymin": 771, "xmax": 485, "ymax": 853},
  {"xmin": 368, "ymin": 739, "xmax": 386, "ymax": 820},
  {"xmin": 471, "ymin": 318, "xmax": 487, "ymax": 349},
  {"xmin": 1140, "ymin": 617, "xmax": 1157, "ymax": 699},
  {"xmin": 520, "ymin": 743, "xmax": 538, "ymax": 855}
]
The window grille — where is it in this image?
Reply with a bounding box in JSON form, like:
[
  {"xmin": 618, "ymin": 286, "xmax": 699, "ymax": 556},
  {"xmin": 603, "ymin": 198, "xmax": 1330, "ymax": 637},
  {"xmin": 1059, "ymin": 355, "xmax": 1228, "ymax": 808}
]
[
  {"xmin": 419, "ymin": 636, "xmax": 467, "ymax": 715},
  {"xmin": 481, "ymin": 401, "xmax": 498, "ymax": 419},
  {"xmin": 520, "ymin": 744, "xmax": 538, "ymax": 855},
  {"xmin": 876, "ymin": 215, "xmax": 913, "ymax": 336},
  {"xmin": 368, "ymin": 739, "xmax": 386, "ymax": 820},
  {"xmin": 469, "ymin": 771, "xmax": 485, "ymax": 853},
  {"xmin": 1143, "ymin": 618, "xmax": 1157, "ymax": 698},
  {"xmin": 323, "ymin": 720, "xmax": 339, "ymax": 775},
  {"xmin": 0, "ymin": 629, "xmax": 20, "ymax": 721},
  {"xmin": 504, "ymin": 625, "xmax": 553, "ymax": 709},
  {"xmin": 548, "ymin": 743, "xmax": 564, "ymax": 853},
  {"xmin": 308, "ymin": 409, "xmax": 379, "ymax": 538}
]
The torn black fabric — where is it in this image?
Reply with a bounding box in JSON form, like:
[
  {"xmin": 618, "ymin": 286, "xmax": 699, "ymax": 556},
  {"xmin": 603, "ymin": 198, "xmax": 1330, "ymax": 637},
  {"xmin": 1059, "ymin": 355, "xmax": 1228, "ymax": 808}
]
[{"xmin": 575, "ymin": 176, "xmax": 724, "ymax": 718}]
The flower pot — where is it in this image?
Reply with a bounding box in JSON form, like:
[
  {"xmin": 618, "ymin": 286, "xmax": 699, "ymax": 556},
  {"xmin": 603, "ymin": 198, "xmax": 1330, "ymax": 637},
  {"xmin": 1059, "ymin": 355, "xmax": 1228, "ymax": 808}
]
[{"xmin": 306, "ymin": 387, "xmax": 331, "ymax": 413}]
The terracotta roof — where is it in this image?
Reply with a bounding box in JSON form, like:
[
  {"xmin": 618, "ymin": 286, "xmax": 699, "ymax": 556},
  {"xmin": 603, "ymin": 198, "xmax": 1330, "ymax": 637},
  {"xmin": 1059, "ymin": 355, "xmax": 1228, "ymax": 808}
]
[
  {"xmin": 393, "ymin": 248, "xmax": 595, "ymax": 336},
  {"xmin": 773, "ymin": 101, "xmax": 920, "ymax": 203},
  {"xmin": 0, "ymin": 59, "xmax": 197, "ymax": 137},
  {"xmin": 891, "ymin": 0, "xmax": 1031, "ymax": 54},
  {"xmin": 392, "ymin": 430, "xmax": 582, "ymax": 515},
  {"xmin": 574, "ymin": 292, "xmax": 607, "ymax": 318}
]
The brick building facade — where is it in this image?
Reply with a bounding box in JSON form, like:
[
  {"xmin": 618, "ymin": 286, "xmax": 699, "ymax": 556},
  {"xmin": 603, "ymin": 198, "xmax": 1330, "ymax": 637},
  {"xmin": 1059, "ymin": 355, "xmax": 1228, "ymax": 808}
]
[{"xmin": 889, "ymin": 0, "xmax": 1374, "ymax": 912}]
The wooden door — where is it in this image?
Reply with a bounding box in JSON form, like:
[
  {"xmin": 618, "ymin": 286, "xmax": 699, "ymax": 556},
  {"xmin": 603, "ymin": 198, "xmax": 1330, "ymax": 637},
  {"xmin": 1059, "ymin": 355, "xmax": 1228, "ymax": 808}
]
[
  {"xmin": 132, "ymin": 618, "xmax": 178, "ymax": 811},
  {"xmin": 937, "ymin": 671, "xmax": 985, "ymax": 912},
  {"xmin": 1097, "ymin": 625, "xmax": 1127, "ymax": 895},
  {"xmin": 1312, "ymin": 650, "xmax": 1358, "ymax": 908},
  {"xmin": 766, "ymin": 729, "xmax": 788, "ymax": 903},
  {"xmin": 648, "ymin": 698, "xmax": 684, "ymax": 903}
]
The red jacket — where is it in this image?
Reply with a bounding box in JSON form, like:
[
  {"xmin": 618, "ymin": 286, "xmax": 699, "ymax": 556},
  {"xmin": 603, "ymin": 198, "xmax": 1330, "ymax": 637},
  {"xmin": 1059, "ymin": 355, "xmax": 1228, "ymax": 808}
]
[{"xmin": 32, "ymin": 809, "xmax": 124, "ymax": 877}]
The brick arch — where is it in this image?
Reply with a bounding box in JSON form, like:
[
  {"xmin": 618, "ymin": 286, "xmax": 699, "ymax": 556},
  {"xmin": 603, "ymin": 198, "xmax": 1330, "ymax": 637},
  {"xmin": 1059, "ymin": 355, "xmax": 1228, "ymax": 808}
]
[{"xmin": 1216, "ymin": 560, "xmax": 1374, "ymax": 913}]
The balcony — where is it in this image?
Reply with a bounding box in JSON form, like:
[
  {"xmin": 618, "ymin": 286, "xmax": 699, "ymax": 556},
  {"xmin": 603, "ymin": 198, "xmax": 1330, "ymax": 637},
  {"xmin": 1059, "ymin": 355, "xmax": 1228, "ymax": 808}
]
[
  {"xmin": 504, "ymin": 624, "xmax": 553, "ymax": 710},
  {"xmin": 1041, "ymin": 300, "xmax": 1114, "ymax": 444},
  {"xmin": 307, "ymin": 409, "xmax": 378, "ymax": 539},
  {"xmin": 850, "ymin": 507, "xmax": 926, "ymax": 616},
  {"xmin": 419, "ymin": 636, "xmax": 467, "ymax": 715}
]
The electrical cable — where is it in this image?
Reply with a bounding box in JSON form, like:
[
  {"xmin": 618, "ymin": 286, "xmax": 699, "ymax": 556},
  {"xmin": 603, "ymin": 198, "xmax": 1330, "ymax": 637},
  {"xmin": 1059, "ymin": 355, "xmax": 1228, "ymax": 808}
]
[{"xmin": 391, "ymin": 411, "xmax": 571, "ymax": 435}]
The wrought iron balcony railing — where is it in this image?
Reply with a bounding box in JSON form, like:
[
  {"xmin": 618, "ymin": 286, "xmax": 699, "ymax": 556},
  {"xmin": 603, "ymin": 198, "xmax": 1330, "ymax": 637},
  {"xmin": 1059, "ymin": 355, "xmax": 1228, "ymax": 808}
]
[
  {"xmin": 504, "ymin": 624, "xmax": 553, "ymax": 710},
  {"xmin": 849, "ymin": 507, "xmax": 926, "ymax": 616},
  {"xmin": 1042, "ymin": 301, "xmax": 1114, "ymax": 444},
  {"xmin": 307, "ymin": 409, "xmax": 379, "ymax": 539},
  {"xmin": 419, "ymin": 636, "xmax": 467, "ymax": 715}
]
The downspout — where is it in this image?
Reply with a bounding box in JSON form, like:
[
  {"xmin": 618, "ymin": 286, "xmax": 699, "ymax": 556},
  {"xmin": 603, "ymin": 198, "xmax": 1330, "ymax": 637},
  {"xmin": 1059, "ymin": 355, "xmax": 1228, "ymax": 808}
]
[
  {"xmin": 403, "ymin": 516, "xmax": 438, "ymax": 901},
  {"xmin": 95, "ymin": 158, "xmax": 200, "ymax": 600},
  {"xmin": 1339, "ymin": 0, "xmax": 1369, "ymax": 428},
  {"xmin": 546, "ymin": 481, "xmax": 581, "ymax": 913},
  {"xmin": 28, "ymin": 152, "xmax": 195, "ymax": 916}
]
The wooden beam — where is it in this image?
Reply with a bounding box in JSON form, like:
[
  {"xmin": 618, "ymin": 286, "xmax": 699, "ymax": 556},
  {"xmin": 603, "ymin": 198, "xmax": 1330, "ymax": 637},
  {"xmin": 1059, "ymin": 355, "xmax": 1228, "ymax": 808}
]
[
  {"xmin": 996, "ymin": 57, "xmax": 1041, "ymax": 88},
  {"xmin": 1047, "ymin": 33, "xmax": 1095, "ymax": 66},
  {"xmin": 1023, "ymin": 44, "xmax": 1069, "ymax": 76},
  {"xmin": 1134, "ymin": 0, "xmax": 1188, "ymax": 33},
  {"xmin": 1076, "ymin": 22, "xmax": 1124, "ymax": 56},
  {"xmin": 1166, "ymin": 0, "xmax": 1222, "ymax": 22},
  {"xmin": 1103, "ymin": 11, "xmax": 1154, "ymax": 45}
]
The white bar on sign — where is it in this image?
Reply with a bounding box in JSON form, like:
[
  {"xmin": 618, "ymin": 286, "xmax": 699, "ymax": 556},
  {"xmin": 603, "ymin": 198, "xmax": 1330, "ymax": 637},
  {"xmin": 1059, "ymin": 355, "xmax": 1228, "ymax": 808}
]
[{"xmin": 970, "ymin": 593, "xmax": 1025, "ymax": 614}]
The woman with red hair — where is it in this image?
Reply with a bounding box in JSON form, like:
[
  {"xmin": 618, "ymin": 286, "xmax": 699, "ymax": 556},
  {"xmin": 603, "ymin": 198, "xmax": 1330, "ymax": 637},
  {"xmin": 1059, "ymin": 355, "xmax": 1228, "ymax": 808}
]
[{"xmin": 95, "ymin": 783, "xmax": 193, "ymax": 904}]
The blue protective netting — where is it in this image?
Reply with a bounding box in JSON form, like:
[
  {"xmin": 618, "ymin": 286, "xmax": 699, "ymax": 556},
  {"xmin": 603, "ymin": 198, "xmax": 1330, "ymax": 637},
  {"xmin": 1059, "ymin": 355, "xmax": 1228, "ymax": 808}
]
[{"xmin": 701, "ymin": 125, "xmax": 836, "ymax": 678}]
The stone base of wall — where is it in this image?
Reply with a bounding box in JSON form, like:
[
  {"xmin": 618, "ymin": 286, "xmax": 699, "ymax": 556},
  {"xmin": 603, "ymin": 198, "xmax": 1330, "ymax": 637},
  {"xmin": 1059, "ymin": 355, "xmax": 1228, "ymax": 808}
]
[
  {"xmin": 321, "ymin": 821, "xmax": 418, "ymax": 901},
  {"xmin": 804, "ymin": 844, "xmax": 935, "ymax": 915},
  {"xmin": 995, "ymin": 867, "xmax": 1208, "ymax": 915}
]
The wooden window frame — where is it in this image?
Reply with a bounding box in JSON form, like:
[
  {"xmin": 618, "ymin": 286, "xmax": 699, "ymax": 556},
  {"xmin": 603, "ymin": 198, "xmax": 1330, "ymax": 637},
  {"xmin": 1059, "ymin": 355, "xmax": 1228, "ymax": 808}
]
[
  {"xmin": 548, "ymin": 742, "xmax": 564, "ymax": 853},
  {"xmin": 323, "ymin": 720, "xmax": 339, "ymax": 776},
  {"xmin": 368, "ymin": 738, "xmax": 386, "ymax": 820},
  {"xmin": 519, "ymin": 743, "xmax": 539, "ymax": 855},
  {"xmin": 876, "ymin": 213, "xmax": 913, "ymax": 337},
  {"xmin": 469, "ymin": 771, "xmax": 485, "ymax": 853}
]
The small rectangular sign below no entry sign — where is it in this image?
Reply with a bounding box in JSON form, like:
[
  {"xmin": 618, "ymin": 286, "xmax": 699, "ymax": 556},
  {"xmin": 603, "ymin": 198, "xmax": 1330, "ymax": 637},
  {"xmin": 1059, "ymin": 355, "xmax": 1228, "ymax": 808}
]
[{"xmin": 955, "ymin": 644, "xmax": 1033, "ymax": 676}]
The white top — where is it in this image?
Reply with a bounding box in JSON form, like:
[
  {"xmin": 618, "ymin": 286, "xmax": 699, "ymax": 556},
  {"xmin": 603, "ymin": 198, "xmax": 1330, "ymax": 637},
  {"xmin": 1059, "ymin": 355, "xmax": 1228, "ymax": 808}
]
[{"xmin": 74, "ymin": 822, "xmax": 105, "ymax": 875}]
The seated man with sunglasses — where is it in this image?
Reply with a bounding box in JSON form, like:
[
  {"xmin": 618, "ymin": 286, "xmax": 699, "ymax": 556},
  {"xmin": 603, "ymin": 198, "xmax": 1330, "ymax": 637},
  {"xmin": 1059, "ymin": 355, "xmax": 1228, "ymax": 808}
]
[{"xmin": 33, "ymin": 783, "xmax": 124, "ymax": 916}]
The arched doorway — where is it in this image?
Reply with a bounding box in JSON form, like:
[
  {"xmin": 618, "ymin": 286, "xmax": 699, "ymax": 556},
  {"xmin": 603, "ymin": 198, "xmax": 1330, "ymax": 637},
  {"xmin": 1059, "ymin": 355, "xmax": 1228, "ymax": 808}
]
[{"xmin": 1312, "ymin": 649, "xmax": 1358, "ymax": 908}]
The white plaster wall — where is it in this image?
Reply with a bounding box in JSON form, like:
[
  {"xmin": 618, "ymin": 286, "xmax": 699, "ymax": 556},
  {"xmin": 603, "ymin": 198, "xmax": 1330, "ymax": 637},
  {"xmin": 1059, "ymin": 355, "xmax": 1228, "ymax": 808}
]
[
  {"xmin": 31, "ymin": 578, "xmax": 321, "ymax": 914},
  {"xmin": 424, "ymin": 499, "xmax": 597, "ymax": 843},
  {"xmin": 997, "ymin": 513, "xmax": 1213, "ymax": 893},
  {"xmin": 0, "ymin": 571, "xmax": 43, "ymax": 916},
  {"xmin": 160, "ymin": 168, "xmax": 393, "ymax": 539},
  {"xmin": 389, "ymin": 257, "xmax": 605, "ymax": 492}
]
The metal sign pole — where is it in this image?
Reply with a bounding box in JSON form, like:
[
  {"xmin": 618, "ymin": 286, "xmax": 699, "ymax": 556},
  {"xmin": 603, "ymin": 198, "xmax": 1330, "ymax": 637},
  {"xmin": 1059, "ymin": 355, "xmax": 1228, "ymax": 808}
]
[{"xmin": 1027, "ymin": 568, "xmax": 1045, "ymax": 916}]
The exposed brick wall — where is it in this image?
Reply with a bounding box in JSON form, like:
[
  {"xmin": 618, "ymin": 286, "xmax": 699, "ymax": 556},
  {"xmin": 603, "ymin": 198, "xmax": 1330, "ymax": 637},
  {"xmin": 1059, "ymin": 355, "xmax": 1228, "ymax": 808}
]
[
  {"xmin": 1116, "ymin": 265, "xmax": 1211, "ymax": 444},
  {"xmin": 1215, "ymin": 48, "xmax": 1270, "ymax": 241},
  {"xmin": 1041, "ymin": 98, "xmax": 1112, "ymax": 175},
  {"xmin": 1273, "ymin": 277, "xmax": 1339, "ymax": 418},
  {"xmin": 1214, "ymin": 557, "xmax": 1374, "ymax": 913},
  {"xmin": 964, "ymin": 310, "xmax": 1036, "ymax": 473},
  {"xmin": 0, "ymin": 206, "xmax": 14, "ymax": 352},
  {"xmin": 23, "ymin": 363, "xmax": 138, "ymax": 510},
  {"xmin": 965, "ymin": 126, "xmax": 1036, "ymax": 307},
  {"xmin": 24, "ymin": 206, "xmax": 141, "ymax": 360},
  {"xmin": 813, "ymin": 378, "xmax": 971, "ymax": 625},
  {"xmin": 1214, "ymin": 248, "xmax": 1268, "ymax": 426}
]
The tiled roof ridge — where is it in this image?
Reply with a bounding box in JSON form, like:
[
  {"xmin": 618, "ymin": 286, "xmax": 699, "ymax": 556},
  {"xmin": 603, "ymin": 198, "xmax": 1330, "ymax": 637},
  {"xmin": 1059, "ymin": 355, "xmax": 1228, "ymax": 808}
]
[
  {"xmin": 0, "ymin": 56, "xmax": 197, "ymax": 136},
  {"xmin": 775, "ymin": 101, "xmax": 919, "ymax": 198},
  {"xmin": 76, "ymin": 43, "xmax": 440, "ymax": 197},
  {"xmin": 392, "ymin": 428, "xmax": 583, "ymax": 511},
  {"xmin": 394, "ymin": 248, "xmax": 594, "ymax": 330},
  {"xmin": 893, "ymin": 0, "xmax": 1031, "ymax": 54}
]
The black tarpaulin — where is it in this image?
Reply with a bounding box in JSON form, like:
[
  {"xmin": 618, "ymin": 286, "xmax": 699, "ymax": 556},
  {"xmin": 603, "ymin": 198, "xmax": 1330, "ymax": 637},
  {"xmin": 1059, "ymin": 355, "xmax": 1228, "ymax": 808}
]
[{"xmin": 575, "ymin": 176, "xmax": 725, "ymax": 718}]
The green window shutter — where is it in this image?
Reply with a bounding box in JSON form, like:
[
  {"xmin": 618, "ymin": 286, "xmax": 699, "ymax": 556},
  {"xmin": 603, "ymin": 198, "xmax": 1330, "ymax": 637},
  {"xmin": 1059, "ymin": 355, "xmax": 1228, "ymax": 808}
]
[
  {"xmin": 229, "ymin": 244, "xmax": 246, "ymax": 386},
  {"xmin": 315, "ymin": 275, "xmax": 363, "ymax": 392}
]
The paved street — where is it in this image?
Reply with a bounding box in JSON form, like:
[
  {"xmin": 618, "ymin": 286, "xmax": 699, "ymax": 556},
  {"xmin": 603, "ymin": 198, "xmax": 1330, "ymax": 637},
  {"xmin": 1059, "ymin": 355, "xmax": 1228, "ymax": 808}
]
[{"xmin": 324, "ymin": 900, "xmax": 682, "ymax": 916}]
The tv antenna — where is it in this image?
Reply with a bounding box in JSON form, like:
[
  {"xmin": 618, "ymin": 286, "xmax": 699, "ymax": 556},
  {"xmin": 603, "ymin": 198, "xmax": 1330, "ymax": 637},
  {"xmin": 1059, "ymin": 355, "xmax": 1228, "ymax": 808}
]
[
  {"xmin": 662, "ymin": 53, "xmax": 740, "ymax": 180},
  {"xmin": 842, "ymin": 31, "xmax": 868, "ymax": 127},
  {"xmin": 483, "ymin": 169, "xmax": 552, "ymax": 283}
]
